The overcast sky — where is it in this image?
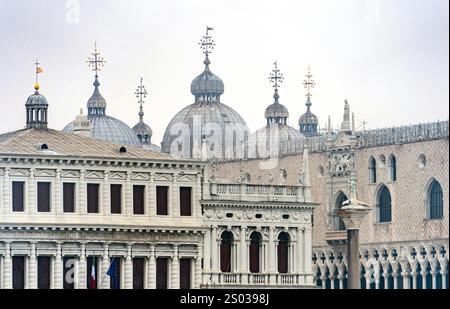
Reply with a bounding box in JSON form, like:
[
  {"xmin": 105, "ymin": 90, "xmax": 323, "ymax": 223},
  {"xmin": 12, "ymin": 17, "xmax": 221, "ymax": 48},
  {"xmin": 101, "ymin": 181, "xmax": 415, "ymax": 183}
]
[{"xmin": 0, "ymin": 0, "xmax": 448, "ymax": 144}]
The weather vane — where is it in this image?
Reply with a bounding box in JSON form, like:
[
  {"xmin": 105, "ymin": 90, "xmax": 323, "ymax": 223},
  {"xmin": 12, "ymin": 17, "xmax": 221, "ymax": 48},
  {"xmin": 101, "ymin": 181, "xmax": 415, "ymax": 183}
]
[
  {"xmin": 268, "ymin": 61, "xmax": 284, "ymax": 90},
  {"xmin": 34, "ymin": 59, "xmax": 43, "ymax": 90},
  {"xmin": 199, "ymin": 26, "xmax": 215, "ymax": 57},
  {"xmin": 303, "ymin": 65, "xmax": 315, "ymax": 98},
  {"xmin": 86, "ymin": 42, "xmax": 106, "ymax": 77},
  {"xmin": 135, "ymin": 77, "xmax": 148, "ymax": 107}
]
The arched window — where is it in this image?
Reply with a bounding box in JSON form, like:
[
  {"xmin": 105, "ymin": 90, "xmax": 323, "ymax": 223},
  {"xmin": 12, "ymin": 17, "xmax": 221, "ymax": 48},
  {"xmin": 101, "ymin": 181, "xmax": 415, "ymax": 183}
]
[
  {"xmin": 369, "ymin": 157, "xmax": 377, "ymax": 183},
  {"xmin": 277, "ymin": 232, "xmax": 290, "ymax": 273},
  {"xmin": 389, "ymin": 155, "xmax": 397, "ymax": 182},
  {"xmin": 249, "ymin": 232, "xmax": 262, "ymax": 273},
  {"xmin": 428, "ymin": 180, "xmax": 443, "ymax": 219},
  {"xmin": 335, "ymin": 192, "xmax": 348, "ymax": 230},
  {"xmin": 377, "ymin": 185, "xmax": 392, "ymax": 222},
  {"xmin": 220, "ymin": 231, "xmax": 233, "ymax": 273}
]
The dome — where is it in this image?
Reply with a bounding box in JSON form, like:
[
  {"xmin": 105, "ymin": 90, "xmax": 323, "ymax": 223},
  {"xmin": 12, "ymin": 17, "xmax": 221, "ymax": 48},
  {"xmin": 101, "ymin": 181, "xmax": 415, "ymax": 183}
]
[
  {"xmin": 190, "ymin": 58, "xmax": 224, "ymax": 103},
  {"xmin": 299, "ymin": 97, "xmax": 319, "ymax": 136},
  {"xmin": 63, "ymin": 115, "xmax": 142, "ymax": 147},
  {"xmin": 265, "ymin": 102, "xmax": 289, "ymax": 119},
  {"xmin": 26, "ymin": 92, "xmax": 48, "ymax": 107},
  {"xmin": 132, "ymin": 122, "xmax": 153, "ymax": 140},
  {"xmin": 299, "ymin": 109, "xmax": 318, "ymax": 125},
  {"xmin": 161, "ymin": 101, "xmax": 249, "ymax": 159},
  {"xmin": 249, "ymin": 123, "xmax": 306, "ymax": 158}
]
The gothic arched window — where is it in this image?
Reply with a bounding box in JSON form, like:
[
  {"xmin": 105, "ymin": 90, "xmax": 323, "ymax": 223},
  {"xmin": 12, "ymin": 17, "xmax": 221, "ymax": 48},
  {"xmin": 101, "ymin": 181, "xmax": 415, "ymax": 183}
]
[
  {"xmin": 428, "ymin": 180, "xmax": 443, "ymax": 219},
  {"xmin": 249, "ymin": 232, "xmax": 262, "ymax": 273},
  {"xmin": 335, "ymin": 192, "xmax": 348, "ymax": 230},
  {"xmin": 277, "ymin": 232, "xmax": 290, "ymax": 273},
  {"xmin": 377, "ymin": 185, "xmax": 392, "ymax": 222},
  {"xmin": 369, "ymin": 157, "xmax": 377, "ymax": 184},
  {"xmin": 220, "ymin": 231, "xmax": 233, "ymax": 273},
  {"xmin": 389, "ymin": 155, "xmax": 397, "ymax": 182}
]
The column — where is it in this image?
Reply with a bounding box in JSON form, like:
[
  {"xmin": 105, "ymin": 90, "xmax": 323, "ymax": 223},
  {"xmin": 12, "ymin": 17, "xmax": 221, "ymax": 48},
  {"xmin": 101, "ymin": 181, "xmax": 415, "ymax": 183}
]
[
  {"xmin": 268, "ymin": 227, "xmax": 276, "ymax": 284},
  {"xmin": 170, "ymin": 245, "xmax": 179, "ymax": 289},
  {"xmin": 330, "ymin": 275, "xmax": 335, "ymax": 289},
  {"xmin": 393, "ymin": 272, "xmax": 398, "ymax": 289},
  {"xmin": 441, "ymin": 269, "xmax": 447, "ymax": 289},
  {"xmin": 2, "ymin": 168, "xmax": 11, "ymax": 214},
  {"xmin": 125, "ymin": 172, "xmax": 132, "ymax": 216},
  {"xmin": 78, "ymin": 243, "xmax": 87, "ymax": 289},
  {"xmin": 148, "ymin": 173, "xmax": 156, "ymax": 217},
  {"xmin": 383, "ymin": 272, "xmax": 389, "ymax": 289},
  {"xmin": 365, "ymin": 273, "xmax": 372, "ymax": 289},
  {"xmin": 320, "ymin": 274, "xmax": 327, "ymax": 289},
  {"xmin": 211, "ymin": 226, "xmax": 218, "ymax": 272},
  {"xmin": 79, "ymin": 170, "xmax": 86, "ymax": 214},
  {"xmin": 54, "ymin": 169, "xmax": 62, "ymax": 214},
  {"xmin": 28, "ymin": 242, "xmax": 37, "ymax": 289},
  {"xmin": 411, "ymin": 271, "xmax": 417, "ymax": 289},
  {"xmin": 123, "ymin": 244, "xmax": 133, "ymax": 289},
  {"xmin": 195, "ymin": 244, "xmax": 203, "ymax": 289},
  {"xmin": 296, "ymin": 227, "xmax": 303, "ymax": 274},
  {"xmin": 3, "ymin": 242, "xmax": 12, "ymax": 289},
  {"xmin": 203, "ymin": 229, "xmax": 211, "ymax": 284},
  {"xmin": 100, "ymin": 243, "xmax": 110, "ymax": 289},
  {"xmin": 338, "ymin": 274, "xmax": 344, "ymax": 289},
  {"xmin": 239, "ymin": 226, "xmax": 247, "ymax": 273},
  {"xmin": 304, "ymin": 227, "xmax": 313, "ymax": 275},
  {"xmin": 171, "ymin": 173, "xmax": 179, "ymax": 217},
  {"xmin": 374, "ymin": 270, "xmax": 380, "ymax": 289},
  {"xmin": 402, "ymin": 271, "xmax": 410, "ymax": 289},
  {"xmin": 195, "ymin": 173, "xmax": 202, "ymax": 219},
  {"xmin": 102, "ymin": 171, "xmax": 110, "ymax": 215},
  {"xmin": 28, "ymin": 168, "xmax": 36, "ymax": 214},
  {"xmin": 346, "ymin": 229, "xmax": 359, "ymax": 289},
  {"xmin": 148, "ymin": 245, "xmax": 156, "ymax": 289},
  {"xmin": 53, "ymin": 242, "xmax": 63, "ymax": 289},
  {"xmin": 431, "ymin": 270, "xmax": 437, "ymax": 289},
  {"xmin": 421, "ymin": 270, "xmax": 427, "ymax": 289}
]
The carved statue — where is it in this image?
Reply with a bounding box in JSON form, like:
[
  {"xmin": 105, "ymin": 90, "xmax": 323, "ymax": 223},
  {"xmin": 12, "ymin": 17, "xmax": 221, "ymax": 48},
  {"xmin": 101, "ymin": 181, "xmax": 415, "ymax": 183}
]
[{"xmin": 298, "ymin": 168, "xmax": 304, "ymax": 185}]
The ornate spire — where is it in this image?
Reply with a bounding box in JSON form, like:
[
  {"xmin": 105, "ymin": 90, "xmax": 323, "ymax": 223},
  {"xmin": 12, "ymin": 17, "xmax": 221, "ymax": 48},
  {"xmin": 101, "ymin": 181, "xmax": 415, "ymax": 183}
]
[
  {"xmin": 135, "ymin": 77, "xmax": 148, "ymax": 123},
  {"xmin": 198, "ymin": 26, "xmax": 215, "ymax": 68},
  {"xmin": 86, "ymin": 43, "xmax": 107, "ymax": 115},
  {"xmin": 268, "ymin": 61, "xmax": 284, "ymax": 104},
  {"xmin": 303, "ymin": 65, "xmax": 315, "ymax": 110}
]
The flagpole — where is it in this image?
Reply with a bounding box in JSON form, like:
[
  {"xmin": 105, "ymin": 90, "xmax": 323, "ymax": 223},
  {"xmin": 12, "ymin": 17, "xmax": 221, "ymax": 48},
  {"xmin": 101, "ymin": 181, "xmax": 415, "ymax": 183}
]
[{"xmin": 99, "ymin": 256, "xmax": 116, "ymax": 289}]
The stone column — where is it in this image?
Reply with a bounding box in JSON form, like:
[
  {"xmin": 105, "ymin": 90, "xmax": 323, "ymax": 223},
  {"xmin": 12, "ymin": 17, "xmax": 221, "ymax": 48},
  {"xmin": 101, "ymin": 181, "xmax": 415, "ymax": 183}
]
[
  {"xmin": 100, "ymin": 244, "xmax": 110, "ymax": 289},
  {"xmin": 125, "ymin": 171, "xmax": 132, "ymax": 216},
  {"xmin": 148, "ymin": 245, "xmax": 156, "ymax": 289},
  {"xmin": 3, "ymin": 242, "xmax": 12, "ymax": 289},
  {"xmin": 1, "ymin": 168, "xmax": 11, "ymax": 214},
  {"xmin": 296, "ymin": 227, "xmax": 304, "ymax": 274},
  {"xmin": 79, "ymin": 170, "xmax": 86, "ymax": 214},
  {"xmin": 304, "ymin": 227, "xmax": 313, "ymax": 275},
  {"xmin": 338, "ymin": 274, "xmax": 344, "ymax": 289},
  {"xmin": 195, "ymin": 173, "xmax": 202, "ymax": 219},
  {"xmin": 102, "ymin": 171, "xmax": 110, "ymax": 215},
  {"xmin": 393, "ymin": 272, "xmax": 398, "ymax": 289},
  {"xmin": 28, "ymin": 242, "xmax": 37, "ymax": 289},
  {"xmin": 124, "ymin": 244, "xmax": 133, "ymax": 289},
  {"xmin": 171, "ymin": 173, "xmax": 180, "ymax": 217},
  {"xmin": 383, "ymin": 272, "xmax": 389, "ymax": 289},
  {"xmin": 347, "ymin": 229, "xmax": 360, "ymax": 289},
  {"xmin": 421, "ymin": 270, "xmax": 427, "ymax": 289},
  {"xmin": 203, "ymin": 229, "xmax": 211, "ymax": 284},
  {"xmin": 240, "ymin": 226, "xmax": 248, "ymax": 273},
  {"xmin": 78, "ymin": 243, "xmax": 87, "ymax": 289},
  {"xmin": 148, "ymin": 173, "xmax": 156, "ymax": 217},
  {"xmin": 320, "ymin": 274, "xmax": 327, "ymax": 289},
  {"xmin": 195, "ymin": 244, "xmax": 203, "ymax": 289},
  {"xmin": 411, "ymin": 271, "xmax": 417, "ymax": 289},
  {"xmin": 54, "ymin": 169, "xmax": 62, "ymax": 214},
  {"xmin": 211, "ymin": 226, "xmax": 218, "ymax": 272},
  {"xmin": 330, "ymin": 275, "xmax": 335, "ymax": 289},
  {"xmin": 365, "ymin": 272, "xmax": 372, "ymax": 289},
  {"xmin": 268, "ymin": 227, "xmax": 277, "ymax": 284},
  {"xmin": 402, "ymin": 271, "xmax": 410, "ymax": 289},
  {"xmin": 28, "ymin": 168, "xmax": 36, "ymax": 214},
  {"xmin": 54, "ymin": 242, "xmax": 63, "ymax": 289},
  {"xmin": 170, "ymin": 245, "xmax": 179, "ymax": 289},
  {"xmin": 431, "ymin": 270, "xmax": 437, "ymax": 289}
]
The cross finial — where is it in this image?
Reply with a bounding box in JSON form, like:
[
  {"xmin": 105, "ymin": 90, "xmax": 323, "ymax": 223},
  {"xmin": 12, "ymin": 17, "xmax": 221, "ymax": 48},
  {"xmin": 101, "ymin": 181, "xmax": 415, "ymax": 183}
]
[
  {"xmin": 199, "ymin": 26, "xmax": 215, "ymax": 64},
  {"xmin": 135, "ymin": 77, "xmax": 148, "ymax": 122},
  {"xmin": 269, "ymin": 61, "xmax": 284, "ymax": 90},
  {"xmin": 303, "ymin": 65, "xmax": 315, "ymax": 100},
  {"xmin": 86, "ymin": 42, "xmax": 106, "ymax": 78}
]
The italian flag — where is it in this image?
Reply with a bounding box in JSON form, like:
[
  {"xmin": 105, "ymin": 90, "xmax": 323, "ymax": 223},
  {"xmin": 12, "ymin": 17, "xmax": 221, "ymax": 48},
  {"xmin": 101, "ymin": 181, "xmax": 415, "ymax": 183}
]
[{"xmin": 89, "ymin": 257, "xmax": 97, "ymax": 289}]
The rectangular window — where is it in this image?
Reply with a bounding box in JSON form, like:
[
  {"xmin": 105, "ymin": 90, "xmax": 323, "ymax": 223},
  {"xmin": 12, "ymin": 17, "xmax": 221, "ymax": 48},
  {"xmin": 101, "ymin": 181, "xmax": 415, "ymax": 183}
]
[
  {"xmin": 156, "ymin": 186, "xmax": 168, "ymax": 215},
  {"xmin": 86, "ymin": 256, "xmax": 98, "ymax": 289},
  {"xmin": 12, "ymin": 181, "xmax": 25, "ymax": 212},
  {"xmin": 87, "ymin": 184, "xmax": 99, "ymax": 213},
  {"xmin": 109, "ymin": 257, "xmax": 121, "ymax": 289},
  {"xmin": 133, "ymin": 258, "xmax": 145, "ymax": 289},
  {"xmin": 37, "ymin": 182, "xmax": 51, "ymax": 212},
  {"xmin": 156, "ymin": 258, "xmax": 168, "ymax": 289},
  {"xmin": 63, "ymin": 256, "xmax": 75, "ymax": 289},
  {"xmin": 12, "ymin": 256, "xmax": 25, "ymax": 289},
  {"xmin": 110, "ymin": 184, "xmax": 122, "ymax": 214},
  {"xmin": 180, "ymin": 187, "xmax": 192, "ymax": 216},
  {"xmin": 179, "ymin": 259, "xmax": 191, "ymax": 289},
  {"xmin": 133, "ymin": 185, "xmax": 145, "ymax": 215},
  {"xmin": 63, "ymin": 183, "xmax": 75, "ymax": 213},
  {"xmin": 38, "ymin": 256, "xmax": 51, "ymax": 289}
]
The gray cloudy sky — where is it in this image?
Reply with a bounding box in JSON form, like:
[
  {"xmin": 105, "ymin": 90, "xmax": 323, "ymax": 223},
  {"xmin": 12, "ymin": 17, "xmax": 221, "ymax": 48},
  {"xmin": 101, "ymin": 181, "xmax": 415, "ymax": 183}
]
[{"xmin": 0, "ymin": 0, "xmax": 448, "ymax": 145}]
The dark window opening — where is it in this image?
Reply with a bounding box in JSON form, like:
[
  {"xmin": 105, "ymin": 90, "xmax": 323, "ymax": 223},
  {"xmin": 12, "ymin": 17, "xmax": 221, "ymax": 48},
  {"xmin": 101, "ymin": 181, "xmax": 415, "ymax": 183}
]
[
  {"xmin": 429, "ymin": 180, "xmax": 443, "ymax": 219},
  {"xmin": 63, "ymin": 256, "xmax": 75, "ymax": 289},
  {"xmin": 133, "ymin": 185, "xmax": 145, "ymax": 215},
  {"xmin": 180, "ymin": 259, "xmax": 191, "ymax": 289},
  {"xmin": 87, "ymin": 184, "xmax": 99, "ymax": 213},
  {"xmin": 378, "ymin": 186, "xmax": 392, "ymax": 223},
  {"xmin": 12, "ymin": 181, "xmax": 25, "ymax": 212},
  {"xmin": 180, "ymin": 187, "xmax": 192, "ymax": 216},
  {"xmin": 12, "ymin": 256, "xmax": 25, "ymax": 289},
  {"xmin": 37, "ymin": 182, "xmax": 51, "ymax": 212},
  {"xmin": 156, "ymin": 258, "xmax": 168, "ymax": 289},
  {"xmin": 38, "ymin": 256, "xmax": 51, "ymax": 289},
  {"xmin": 156, "ymin": 186, "xmax": 169, "ymax": 215},
  {"xmin": 220, "ymin": 231, "xmax": 233, "ymax": 273},
  {"xmin": 249, "ymin": 232, "xmax": 262, "ymax": 273},
  {"xmin": 109, "ymin": 257, "xmax": 121, "ymax": 289},
  {"xmin": 278, "ymin": 232, "xmax": 290, "ymax": 273},
  {"xmin": 86, "ymin": 256, "xmax": 98, "ymax": 289},
  {"xmin": 133, "ymin": 258, "xmax": 145, "ymax": 289},
  {"xmin": 63, "ymin": 183, "xmax": 75, "ymax": 213},
  {"xmin": 110, "ymin": 184, "xmax": 122, "ymax": 214}
]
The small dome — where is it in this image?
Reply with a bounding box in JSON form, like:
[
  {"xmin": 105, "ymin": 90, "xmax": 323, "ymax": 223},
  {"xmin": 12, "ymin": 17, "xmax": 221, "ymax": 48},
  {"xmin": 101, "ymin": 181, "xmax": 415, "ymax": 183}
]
[
  {"xmin": 299, "ymin": 110, "xmax": 318, "ymax": 125},
  {"xmin": 63, "ymin": 115, "xmax": 141, "ymax": 147},
  {"xmin": 87, "ymin": 79, "xmax": 107, "ymax": 115},
  {"xmin": 132, "ymin": 122, "xmax": 153, "ymax": 139},
  {"xmin": 190, "ymin": 59, "xmax": 224, "ymax": 103},
  {"xmin": 265, "ymin": 102, "xmax": 289, "ymax": 119},
  {"xmin": 26, "ymin": 91, "xmax": 48, "ymax": 107}
]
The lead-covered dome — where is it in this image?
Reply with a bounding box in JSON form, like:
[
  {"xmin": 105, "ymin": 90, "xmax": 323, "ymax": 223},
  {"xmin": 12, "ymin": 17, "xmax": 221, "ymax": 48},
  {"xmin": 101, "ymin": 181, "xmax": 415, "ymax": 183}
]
[
  {"xmin": 190, "ymin": 57, "xmax": 224, "ymax": 103},
  {"xmin": 63, "ymin": 77, "xmax": 141, "ymax": 147},
  {"xmin": 299, "ymin": 97, "xmax": 319, "ymax": 136}
]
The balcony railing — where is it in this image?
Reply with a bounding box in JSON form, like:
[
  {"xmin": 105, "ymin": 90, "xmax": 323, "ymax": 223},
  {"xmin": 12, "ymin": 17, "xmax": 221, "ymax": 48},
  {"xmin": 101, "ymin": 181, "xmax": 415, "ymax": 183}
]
[
  {"xmin": 208, "ymin": 183, "xmax": 309, "ymax": 203},
  {"xmin": 207, "ymin": 272, "xmax": 309, "ymax": 287}
]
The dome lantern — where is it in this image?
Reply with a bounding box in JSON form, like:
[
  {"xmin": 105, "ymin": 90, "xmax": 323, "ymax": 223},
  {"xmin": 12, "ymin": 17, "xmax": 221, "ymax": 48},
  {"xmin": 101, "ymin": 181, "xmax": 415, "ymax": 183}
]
[
  {"xmin": 299, "ymin": 65, "xmax": 319, "ymax": 136},
  {"xmin": 26, "ymin": 59, "xmax": 48, "ymax": 130}
]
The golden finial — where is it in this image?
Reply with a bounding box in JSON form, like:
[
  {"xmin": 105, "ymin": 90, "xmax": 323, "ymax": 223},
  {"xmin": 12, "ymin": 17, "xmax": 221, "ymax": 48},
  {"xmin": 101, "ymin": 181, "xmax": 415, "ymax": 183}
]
[{"xmin": 34, "ymin": 59, "xmax": 43, "ymax": 91}]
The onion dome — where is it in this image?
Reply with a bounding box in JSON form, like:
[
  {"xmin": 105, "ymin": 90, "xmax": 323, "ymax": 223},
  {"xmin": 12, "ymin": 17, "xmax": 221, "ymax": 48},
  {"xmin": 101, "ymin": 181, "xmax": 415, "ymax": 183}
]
[
  {"xmin": 190, "ymin": 55, "xmax": 224, "ymax": 103},
  {"xmin": 265, "ymin": 89, "xmax": 289, "ymax": 125},
  {"xmin": 299, "ymin": 66, "xmax": 319, "ymax": 136}
]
